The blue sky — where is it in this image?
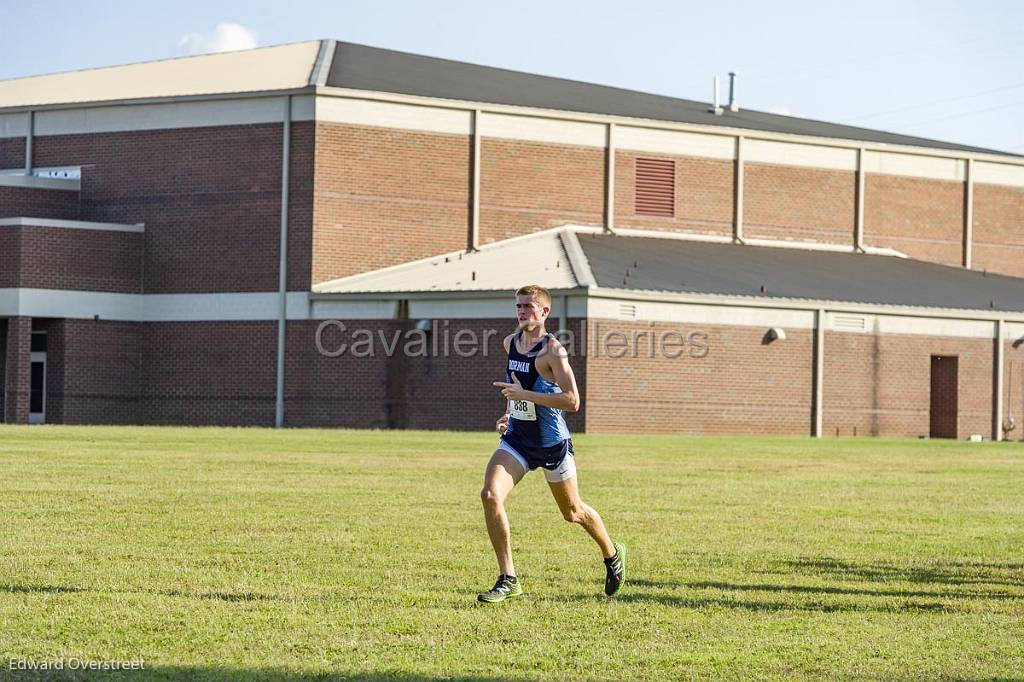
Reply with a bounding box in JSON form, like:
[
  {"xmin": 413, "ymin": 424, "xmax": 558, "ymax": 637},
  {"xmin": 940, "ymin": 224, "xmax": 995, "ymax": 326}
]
[{"xmin": 2, "ymin": 0, "xmax": 1022, "ymax": 154}]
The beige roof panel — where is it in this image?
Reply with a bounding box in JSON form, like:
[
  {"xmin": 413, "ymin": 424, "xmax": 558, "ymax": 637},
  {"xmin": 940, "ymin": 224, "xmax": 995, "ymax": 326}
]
[
  {"xmin": 0, "ymin": 41, "xmax": 321, "ymax": 109},
  {"xmin": 313, "ymin": 227, "xmax": 584, "ymax": 294}
]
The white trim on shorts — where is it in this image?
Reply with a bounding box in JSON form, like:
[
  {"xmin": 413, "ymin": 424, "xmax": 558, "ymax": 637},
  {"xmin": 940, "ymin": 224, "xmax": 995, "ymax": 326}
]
[{"xmin": 497, "ymin": 440, "xmax": 577, "ymax": 483}]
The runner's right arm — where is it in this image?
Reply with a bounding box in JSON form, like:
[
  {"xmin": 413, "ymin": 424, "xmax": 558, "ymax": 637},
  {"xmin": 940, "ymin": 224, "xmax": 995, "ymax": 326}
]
[{"xmin": 495, "ymin": 333, "xmax": 516, "ymax": 433}]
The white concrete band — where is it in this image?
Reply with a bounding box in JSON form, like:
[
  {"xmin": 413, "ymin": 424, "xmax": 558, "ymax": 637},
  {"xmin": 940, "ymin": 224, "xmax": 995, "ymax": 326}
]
[
  {"xmin": 745, "ymin": 138, "xmax": 857, "ymax": 171},
  {"xmin": 0, "ymin": 174, "xmax": 79, "ymax": 190},
  {"xmin": 2, "ymin": 285, "xmax": 1020, "ymax": 331},
  {"xmin": 0, "ymin": 290, "xmax": 312, "ymax": 321},
  {"xmin": 0, "ymin": 217, "xmax": 143, "ymax": 233}
]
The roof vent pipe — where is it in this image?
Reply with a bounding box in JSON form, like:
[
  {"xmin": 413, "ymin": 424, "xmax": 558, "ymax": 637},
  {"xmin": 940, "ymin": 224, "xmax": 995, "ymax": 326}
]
[
  {"xmin": 710, "ymin": 76, "xmax": 723, "ymax": 115},
  {"xmin": 728, "ymin": 72, "xmax": 739, "ymax": 112}
]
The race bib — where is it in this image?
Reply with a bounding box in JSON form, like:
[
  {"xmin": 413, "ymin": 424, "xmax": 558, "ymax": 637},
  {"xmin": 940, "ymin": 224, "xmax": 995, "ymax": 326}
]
[{"xmin": 509, "ymin": 399, "xmax": 537, "ymax": 421}]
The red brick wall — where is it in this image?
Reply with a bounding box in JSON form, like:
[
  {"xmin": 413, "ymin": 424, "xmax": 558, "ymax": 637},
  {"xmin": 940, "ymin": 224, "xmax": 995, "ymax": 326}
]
[
  {"xmin": 31, "ymin": 122, "xmax": 314, "ymax": 293},
  {"xmin": 745, "ymin": 163, "xmax": 856, "ymax": 244},
  {"xmin": 391, "ymin": 318, "xmax": 583, "ymax": 434},
  {"xmin": 0, "ymin": 137, "xmax": 26, "ymax": 169},
  {"xmin": 823, "ymin": 331, "xmax": 993, "ymax": 438},
  {"xmin": 972, "ymin": 183, "xmax": 1024, "ymax": 278},
  {"xmin": 583, "ymin": 320, "xmax": 814, "ymax": 435},
  {"xmin": 3, "ymin": 316, "xmax": 32, "ymax": 424},
  {"xmin": 29, "ymin": 319, "xmax": 141, "ymax": 424},
  {"xmin": 285, "ymin": 318, "xmax": 586, "ymax": 432},
  {"xmin": 312, "ymin": 122, "xmax": 471, "ymax": 282},
  {"xmin": 0, "ymin": 226, "xmax": 142, "ymax": 292},
  {"xmin": 7, "ymin": 310, "xmax": 1010, "ymax": 437},
  {"xmin": 0, "ymin": 185, "xmax": 79, "ymax": 220},
  {"xmin": 864, "ymin": 174, "xmax": 965, "ymax": 266},
  {"xmin": 58, "ymin": 320, "xmax": 142, "ymax": 424},
  {"xmin": 288, "ymin": 122, "xmax": 315, "ymax": 290},
  {"xmin": 130, "ymin": 317, "xmax": 585, "ymax": 430},
  {"xmin": 614, "ymin": 152, "xmax": 734, "ymax": 236},
  {"xmin": 0, "ymin": 231, "xmax": 19, "ymax": 288},
  {"xmin": 479, "ymin": 138, "xmax": 604, "ymax": 244},
  {"xmin": 140, "ymin": 321, "xmax": 277, "ymax": 425},
  {"xmin": 284, "ymin": 318, "xmax": 397, "ymax": 427}
]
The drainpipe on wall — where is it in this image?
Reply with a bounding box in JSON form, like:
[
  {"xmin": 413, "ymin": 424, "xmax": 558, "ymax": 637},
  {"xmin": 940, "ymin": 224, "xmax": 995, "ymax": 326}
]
[
  {"xmin": 855, "ymin": 147, "xmax": 866, "ymax": 252},
  {"xmin": 995, "ymin": 318, "xmax": 1005, "ymax": 441},
  {"xmin": 733, "ymin": 136, "xmax": 745, "ymax": 244},
  {"xmin": 814, "ymin": 309, "xmax": 825, "ymax": 437},
  {"xmin": 964, "ymin": 158, "xmax": 974, "ymax": 269},
  {"xmin": 25, "ymin": 111, "xmax": 34, "ymax": 174},
  {"xmin": 275, "ymin": 96, "xmax": 292, "ymax": 429},
  {"xmin": 470, "ymin": 109, "xmax": 481, "ymax": 251},
  {"xmin": 605, "ymin": 123, "xmax": 616, "ymax": 233}
]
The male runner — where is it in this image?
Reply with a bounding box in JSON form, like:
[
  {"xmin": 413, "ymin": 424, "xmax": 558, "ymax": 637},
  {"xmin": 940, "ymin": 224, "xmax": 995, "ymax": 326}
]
[{"xmin": 477, "ymin": 284, "xmax": 625, "ymax": 603}]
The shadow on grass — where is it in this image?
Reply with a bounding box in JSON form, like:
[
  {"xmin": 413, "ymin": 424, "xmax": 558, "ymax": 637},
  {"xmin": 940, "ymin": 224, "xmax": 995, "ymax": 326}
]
[
  {"xmin": 0, "ymin": 584, "xmax": 86, "ymax": 595},
  {"xmin": 7, "ymin": 666, "xmax": 1024, "ymax": 682},
  {"xmin": 569, "ymin": 591, "xmax": 953, "ymax": 613},
  {"xmin": 0, "ymin": 584, "xmax": 283, "ymax": 603},
  {"xmin": 612, "ymin": 555, "xmax": 1023, "ymax": 612},
  {"xmin": 628, "ymin": 578, "xmax": 1022, "ymax": 602},
  {"xmin": 0, "ymin": 669, "xmax": 542, "ymax": 681},
  {"xmin": 159, "ymin": 589, "xmax": 279, "ymax": 602},
  {"xmin": 779, "ymin": 557, "xmax": 1024, "ymax": 588}
]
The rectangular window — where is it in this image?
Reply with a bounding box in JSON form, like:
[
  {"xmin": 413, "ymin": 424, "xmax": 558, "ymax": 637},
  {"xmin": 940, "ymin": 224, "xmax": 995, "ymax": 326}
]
[
  {"xmin": 635, "ymin": 157, "xmax": 676, "ymax": 217},
  {"xmin": 31, "ymin": 331, "xmax": 48, "ymax": 353}
]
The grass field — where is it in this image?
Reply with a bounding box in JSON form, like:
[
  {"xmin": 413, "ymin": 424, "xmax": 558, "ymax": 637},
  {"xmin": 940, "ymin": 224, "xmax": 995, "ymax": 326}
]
[{"xmin": 1, "ymin": 426, "xmax": 1022, "ymax": 681}]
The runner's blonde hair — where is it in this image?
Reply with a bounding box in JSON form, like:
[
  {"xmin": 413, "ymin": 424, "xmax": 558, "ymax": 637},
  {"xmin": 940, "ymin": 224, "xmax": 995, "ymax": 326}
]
[{"xmin": 515, "ymin": 284, "xmax": 551, "ymax": 307}]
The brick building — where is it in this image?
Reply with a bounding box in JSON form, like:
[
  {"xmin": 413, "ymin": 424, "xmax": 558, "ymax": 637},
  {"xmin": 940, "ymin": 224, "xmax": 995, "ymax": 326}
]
[{"xmin": 1, "ymin": 40, "xmax": 1023, "ymax": 438}]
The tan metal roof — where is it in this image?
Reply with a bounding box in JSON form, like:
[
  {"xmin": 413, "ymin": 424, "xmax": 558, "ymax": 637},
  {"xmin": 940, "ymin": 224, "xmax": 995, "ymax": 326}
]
[
  {"xmin": 312, "ymin": 227, "xmax": 584, "ymax": 294},
  {"xmin": 313, "ymin": 224, "xmax": 1024, "ymax": 316},
  {"xmin": 0, "ymin": 41, "xmax": 321, "ymax": 109},
  {"xmin": 2, "ymin": 39, "xmax": 1017, "ymax": 159},
  {"xmin": 579, "ymin": 233, "xmax": 1024, "ymax": 314}
]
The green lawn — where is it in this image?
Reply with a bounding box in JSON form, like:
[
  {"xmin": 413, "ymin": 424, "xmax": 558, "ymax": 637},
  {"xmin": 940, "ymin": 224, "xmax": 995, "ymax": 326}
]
[{"xmin": 1, "ymin": 426, "xmax": 1022, "ymax": 681}]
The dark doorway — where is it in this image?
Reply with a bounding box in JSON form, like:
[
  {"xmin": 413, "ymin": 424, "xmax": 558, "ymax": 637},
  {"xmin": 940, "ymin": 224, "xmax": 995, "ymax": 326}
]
[
  {"xmin": 929, "ymin": 355, "xmax": 958, "ymax": 439},
  {"xmin": 29, "ymin": 331, "xmax": 48, "ymax": 424}
]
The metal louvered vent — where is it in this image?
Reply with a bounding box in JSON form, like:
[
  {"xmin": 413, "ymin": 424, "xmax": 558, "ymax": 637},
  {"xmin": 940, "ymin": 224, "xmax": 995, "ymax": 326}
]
[
  {"xmin": 635, "ymin": 157, "xmax": 675, "ymax": 217},
  {"xmin": 618, "ymin": 303, "xmax": 637, "ymax": 320},
  {"xmin": 832, "ymin": 315, "xmax": 867, "ymax": 331}
]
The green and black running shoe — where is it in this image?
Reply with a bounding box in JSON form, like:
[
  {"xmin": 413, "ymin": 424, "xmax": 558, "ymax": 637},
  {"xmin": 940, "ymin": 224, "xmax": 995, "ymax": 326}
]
[
  {"xmin": 477, "ymin": 574, "xmax": 523, "ymax": 603},
  {"xmin": 604, "ymin": 542, "xmax": 626, "ymax": 596}
]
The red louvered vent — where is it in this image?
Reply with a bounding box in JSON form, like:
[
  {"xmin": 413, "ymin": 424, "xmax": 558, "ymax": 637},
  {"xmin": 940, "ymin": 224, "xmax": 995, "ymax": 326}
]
[{"xmin": 635, "ymin": 157, "xmax": 675, "ymax": 217}]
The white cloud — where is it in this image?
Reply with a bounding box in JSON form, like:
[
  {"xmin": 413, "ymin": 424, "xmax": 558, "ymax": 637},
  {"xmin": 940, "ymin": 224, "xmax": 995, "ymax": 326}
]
[{"xmin": 179, "ymin": 23, "xmax": 259, "ymax": 56}]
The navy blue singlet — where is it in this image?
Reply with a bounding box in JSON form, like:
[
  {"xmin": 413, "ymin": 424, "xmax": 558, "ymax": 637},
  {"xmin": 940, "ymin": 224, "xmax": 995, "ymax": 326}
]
[{"xmin": 500, "ymin": 332, "xmax": 573, "ymax": 470}]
